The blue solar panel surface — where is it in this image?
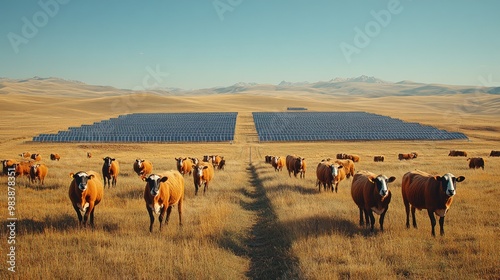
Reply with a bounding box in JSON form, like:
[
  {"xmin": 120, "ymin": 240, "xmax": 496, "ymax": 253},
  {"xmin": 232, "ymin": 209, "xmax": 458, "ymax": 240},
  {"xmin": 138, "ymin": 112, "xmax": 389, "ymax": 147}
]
[
  {"xmin": 252, "ymin": 112, "xmax": 468, "ymax": 142},
  {"xmin": 33, "ymin": 113, "xmax": 238, "ymax": 143}
]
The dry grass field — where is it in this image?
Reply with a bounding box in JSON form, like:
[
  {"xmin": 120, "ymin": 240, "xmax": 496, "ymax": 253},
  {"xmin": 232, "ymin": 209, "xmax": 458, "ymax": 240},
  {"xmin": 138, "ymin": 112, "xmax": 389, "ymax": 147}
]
[{"xmin": 1, "ymin": 85, "xmax": 499, "ymax": 279}]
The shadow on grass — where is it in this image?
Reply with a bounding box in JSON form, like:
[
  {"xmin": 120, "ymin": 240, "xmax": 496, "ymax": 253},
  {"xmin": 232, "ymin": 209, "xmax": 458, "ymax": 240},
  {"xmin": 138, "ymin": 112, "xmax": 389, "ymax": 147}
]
[{"xmin": 4, "ymin": 214, "xmax": 120, "ymax": 235}]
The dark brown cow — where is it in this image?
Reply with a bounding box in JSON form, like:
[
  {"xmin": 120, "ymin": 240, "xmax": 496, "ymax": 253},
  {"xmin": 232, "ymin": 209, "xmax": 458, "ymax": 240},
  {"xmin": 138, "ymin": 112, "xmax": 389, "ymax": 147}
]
[
  {"xmin": 351, "ymin": 171, "xmax": 396, "ymax": 232},
  {"xmin": 402, "ymin": 170, "xmax": 465, "ymax": 236},
  {"xmin": 50, "ymin": 153, "xmax": 61, "ymax": 161},
  {"xmin": 286, "ymin": 155, "xmax": 306, "ymax": 178},
  {"xmin": 398, "ymin": 153, "xmax": 416, "ymax": 160},
  {"xmin": 102, "ymin": 157, "xmax": 119, "ymax": 188},
  {"xmin": 489, "ymin": 150, "xmax": 500, "ymax": 157},
  {"xmin": 316, "ymin": 161, "xmax": 345, "ymax": 192},
  {"xmin": 448, "ymin": 150, "xmax": 467, "ymax": 157},
  {"xmin": 467, "ymin": 158, "xmax": 484, "ymax": 170},
  {"xmin": 374, "ymin": 156, "xmax": 385, "ymax": 162},
  {"xmin": 143, "ymin": 171, "xmax": 184, "ymax": 232}
]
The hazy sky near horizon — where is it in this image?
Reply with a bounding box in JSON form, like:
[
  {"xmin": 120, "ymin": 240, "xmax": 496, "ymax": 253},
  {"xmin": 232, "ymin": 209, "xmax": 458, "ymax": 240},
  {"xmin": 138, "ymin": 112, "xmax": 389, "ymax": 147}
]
[{"xmin": 1, "ymin": 0, "xmax": 499, "ymax": 89}]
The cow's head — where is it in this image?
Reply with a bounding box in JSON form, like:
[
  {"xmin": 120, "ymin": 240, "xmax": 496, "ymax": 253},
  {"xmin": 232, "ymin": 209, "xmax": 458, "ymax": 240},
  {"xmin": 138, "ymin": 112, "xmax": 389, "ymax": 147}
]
[
  {"xmin": 370, "ymin": 175, "xmax": 396, "ymax": 197},
  {"xmin": 30, "ymin": 164, "xmax": 40, "ymax": 174},
  {"xmin": 203, "ymin": 155, "xmax": 210, "ymax": 162},
  {"xmin": 144, "ymin": 174, "xmax": 168, "ymax": 196},
  {"xmin": 193, "ymin": 165, "xmax": 209, "ymax": 178},
  {"xmin": 71, "ymin": 172, "xmax": 95, "ymax": 191},
  {"xmin": 189, "ymin": 157, "xmax": 199, "ymax": 165},
  {"xmin": 103, "ymin": 157, "xmax": 115, "ymax": 167},
  {"xmin": 436, "ymin": 173, "xmax": 465, "ymax": 197},
  {"xmin": 329, "ymin": 164, "xmax": 343, "ymax": 183},
  {"xmin": 294, "ymin": 158, "xmax": 305, "ymax": 171}
]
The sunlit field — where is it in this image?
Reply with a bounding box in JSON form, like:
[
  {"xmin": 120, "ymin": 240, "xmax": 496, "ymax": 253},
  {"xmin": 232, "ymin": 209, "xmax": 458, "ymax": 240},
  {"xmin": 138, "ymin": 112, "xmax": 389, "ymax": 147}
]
[{"xmin": 1, "ymin": 91, "xmax": 499, "ymax": 279}]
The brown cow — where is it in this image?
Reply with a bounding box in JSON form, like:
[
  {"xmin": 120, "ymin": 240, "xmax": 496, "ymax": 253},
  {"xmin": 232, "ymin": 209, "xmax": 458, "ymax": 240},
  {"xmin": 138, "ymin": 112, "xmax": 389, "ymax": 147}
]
[
  {"xmin": 335, "ymin": 159, "xmax": 355, "ymax": 178},
  {"xmin": 133, "ymin": 159, "xmax": 153, "ymax": 178},
  {"xmin": 374, "ymin": 156, "xmax": 385, "ymax": 162},
  {"xmin": 50, "ymin": 153, "xmax": 61, "ymax": 161},
  {"xmin": 14, "ymin": 161, "xmax": 32, "ymax": 180},
  {"xmin": 210, "ymin": 155, "xmax": 222, "ymax": 169},
  {"xmin": 265, "ymin": 155, "xmax": 273, "ymax": 164},
  {"xmin": 467, "ymin": 158, "xmax": 484, "ymax": 170},
  {"xmin": 102, "ymin": 157, "xmax": 119, "ymax": 188},
  {"xmin": 402, "ymin": 170, "xmax": 465, "ymax": 236},
  {"xmin": 193, "ymin": 162, "xmax": 214, "ymax": 195},
  {"xmin": 30, "ymin": 153, "xmax": 42, "ymax": 161},
  {"xmin": 348, "ymin": 154, "xmax": 360, "ymax": 162},
  {"xmin": 448, "ymin": 150, "xmax": 467, "ymax": 157},
  {"xmin": 218, "ymin": 158, "xmax": 226, "ymax": 170},
  {"xmin": 143, "ymin": 171, "xmax": 184, "ymax": 233},
  {"xmin": 2, "ymin": 159, "xmax": 17, "ymax": 176},
  {"xmin": 19, "ymin": 152, "xmax": 31, "ymax": 158},
  {"xmin": 29, "ymin": 163, "xmax": 48, "ymax": 185},
  {"xmin": 175, "ymin": 157, "xmax": 193, "ymax": 176},
  {"xmin": 316, "ymin": 161, "xmax": 345, "ymax": 193},
  {"xmin": 351, "ymin": 171, "xmax": 396, "ymax": 232},
  {"xmin": 286, "ymin": 155, "xmax": 306, "ymax": 178},
  {"xmin": 489, "ymin": 150, "xmax": 500, "ymax": 157},
  {"xmin": 398, "ymin": 153, "xmax": 416, "ymax": 160},
  {"xmin": 271, "ymin": 156, "xmax": 286, "ymax": 172},
  {"xmin": 68, "ymin": 171, "xmax": 104, "ymax": 227}
]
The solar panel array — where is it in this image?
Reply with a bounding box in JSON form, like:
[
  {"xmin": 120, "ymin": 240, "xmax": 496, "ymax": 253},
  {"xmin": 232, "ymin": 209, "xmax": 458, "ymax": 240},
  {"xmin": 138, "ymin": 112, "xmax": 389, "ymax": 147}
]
[
  {"xmin": 33, "ymin": 113, "xmax": 238, "ymax": 143},
  {"xmin": 252, "ymin": 112, "xmax": 468, "ymax": 142}
]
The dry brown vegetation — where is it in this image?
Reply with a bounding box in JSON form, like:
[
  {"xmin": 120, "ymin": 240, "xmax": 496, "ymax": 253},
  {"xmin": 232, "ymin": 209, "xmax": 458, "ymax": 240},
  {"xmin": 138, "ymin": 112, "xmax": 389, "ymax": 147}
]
[{"xmin": 0, "ymin": 85, "xmax": 499, "ymax": 279}]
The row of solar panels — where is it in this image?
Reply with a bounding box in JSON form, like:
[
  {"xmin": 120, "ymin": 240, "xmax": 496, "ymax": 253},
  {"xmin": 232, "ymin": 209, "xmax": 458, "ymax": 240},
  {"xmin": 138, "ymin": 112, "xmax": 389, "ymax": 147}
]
[
  {"xmin": 252, "ymin": 112, "xmax": 468, "ymax": 142},
  {"xmin": 33, "ymin": 113, "xmax": 238, "ymax": 143}
]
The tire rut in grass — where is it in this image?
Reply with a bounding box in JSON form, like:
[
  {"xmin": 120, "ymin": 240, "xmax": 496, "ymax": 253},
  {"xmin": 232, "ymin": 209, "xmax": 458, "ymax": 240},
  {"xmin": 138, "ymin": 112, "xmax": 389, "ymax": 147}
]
[{"xmin": 244, "ymin": 163, "xmax": 303, "ymax": 280}]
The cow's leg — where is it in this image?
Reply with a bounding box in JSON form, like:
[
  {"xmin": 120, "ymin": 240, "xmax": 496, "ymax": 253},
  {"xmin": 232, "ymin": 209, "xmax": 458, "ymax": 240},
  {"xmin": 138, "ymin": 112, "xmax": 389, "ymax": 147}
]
[
  {"xmin": 439, "ymin": 216, "xmax": 445, "ymax": 236},
  {"xmin": 427, "ymin": 210, "xmax": 437, "ymax": 237},
  {"xmin": 358, "ymin": 207, "xmax": 364, "ymax": 226},
  {"xmin": 147, "ymin": 207, "xmax": 154, "ymax": 233},
  {"xmin": 411, "ymin": 206, "xmax": 418, "ymax": 228},
  {"xmin": 165, "ymin": 205, "xmax": 173, "ymax": 225}
]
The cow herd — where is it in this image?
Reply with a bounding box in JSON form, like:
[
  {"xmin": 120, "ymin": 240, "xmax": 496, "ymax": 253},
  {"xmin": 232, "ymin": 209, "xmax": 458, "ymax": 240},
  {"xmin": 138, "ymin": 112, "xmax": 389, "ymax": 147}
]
[
  {"xmin": 1, "ymin": 152, "xmax": 226, "ymax": 232},
  {"xmin": 1, "ymin": 148, "xmax": 498, "ymax": 235},
  {"xmin": 263, "ymin": 150, "xmax": 497, "ymax": 236}
]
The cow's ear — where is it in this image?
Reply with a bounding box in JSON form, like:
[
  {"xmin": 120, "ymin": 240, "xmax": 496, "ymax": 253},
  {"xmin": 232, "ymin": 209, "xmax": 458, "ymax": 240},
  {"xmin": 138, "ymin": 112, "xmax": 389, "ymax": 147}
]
[
  {"xmin": 160, "ymin": 176, "xmax": 169, "ymax": 182},
  {"xmin": 69, "ymin": 173, "xmax": 75, "ymax": 178},
  {"xmin": 175, "ymin": 158, "xmax": 179, "ymax": 160},
  {"xmin": 337, "ymin": 165, "xmax": 343, "ymax": 169},
  {"xmin": 387, "ymin": 176, "xmax": 396, "ymax": 183},
  {"xmin": 456, "ymin": 176, "xmax": 465, "ymax": 182},
  {"xmin": 435, "ymin": 176, "xmax": 442, "ymax": 181},
  {"xmin": 111, "ymin": 158, "xmax": 116, "ymax": 161},
  {"xmin": 88, "ymin": 174, "xmax": 95, "ymax": 179},
  {"xmin": 368, "ymin": 177, "xmax": 374, "ymax": 183},
  {"xmin": 203, "ymin": 166, "xmax": 209, "ymax": 170},
  {"xmin": 102, "ymin": 158, "xmax": 106, "ymax": 161}
]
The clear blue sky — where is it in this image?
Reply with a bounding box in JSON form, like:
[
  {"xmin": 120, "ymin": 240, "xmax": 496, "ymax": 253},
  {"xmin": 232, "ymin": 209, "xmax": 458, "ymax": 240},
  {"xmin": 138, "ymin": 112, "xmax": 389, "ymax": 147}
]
[{"xmin": 1, "ymin": 0, "xmax": 499, "ymax": 89}]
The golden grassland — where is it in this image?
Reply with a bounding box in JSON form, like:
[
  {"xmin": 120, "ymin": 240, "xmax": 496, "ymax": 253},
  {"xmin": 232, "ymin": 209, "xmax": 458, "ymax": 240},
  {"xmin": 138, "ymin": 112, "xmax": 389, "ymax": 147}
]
[{"xmin": 0, "ymin": 89, "xmax": 499, "ymax": 279}]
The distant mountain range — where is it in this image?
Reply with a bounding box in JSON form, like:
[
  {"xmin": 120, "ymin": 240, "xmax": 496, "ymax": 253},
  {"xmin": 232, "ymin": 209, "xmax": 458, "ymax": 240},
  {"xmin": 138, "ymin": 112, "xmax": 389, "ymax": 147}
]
[{"xmin": 1, "ymin": 76, "xmax": 498, "ymax": 98}]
